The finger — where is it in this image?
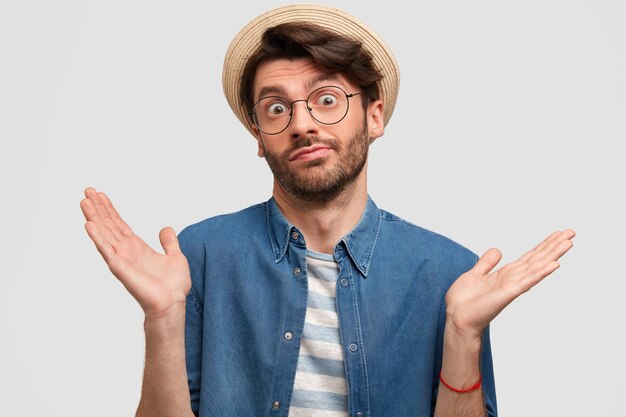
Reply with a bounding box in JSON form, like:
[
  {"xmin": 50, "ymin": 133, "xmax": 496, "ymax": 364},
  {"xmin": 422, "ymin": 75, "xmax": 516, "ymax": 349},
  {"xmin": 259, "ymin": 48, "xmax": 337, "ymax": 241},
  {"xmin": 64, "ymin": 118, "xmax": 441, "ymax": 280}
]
[
  {"xmin": 159, "ymin": 227, "xmax": 182, "ymax": 256},
  {"xmin": 536, "ymin": 237, "xmax": 574, "ymax": 265},
  {"xmin": 517, "ymin": 230, "xmax": 562, "ymax": 264},
  {"xmin": 514, "ymin": 261, "xmax": 561, "ymax": 294},
  {"xmin": 80, "ymin": 187, "xmax": 101, "ymax": 222},
  {"xmin": 471, "ymin": 248, "xmax": 503, "ymax": 276},
  {"xmin": 84, "ymin": 187, "xmax": 110, "ymax": 220},
  {"xmin": 80, "ymin": 197, "xmax": 93, "ymax": 222},
  {"xmin": 83, "ymin": 188, "xmax": 127, "ymax": 242},
  {"xmin": 83, "ymin": 187, "xmax": 112, "ymax": 227},
  {"xmin": 85, "ymin": 221, "xmax": 115, "ymax": 262},
  {"xmin": 98, "ymin": 191, "xmax": 134, "ymax": 237},
  {"xmin": 524, "ymin": 229, "xmax": 575, "ymax": 265},
  {"xmin": 80, "ymin": 197, "xmax": 119, "ymax": 246},
  {"xmin": 520, "ymin": 239, "xmax": 574, "ymax": 289},
  {"xmin": 85, "ymin": 187, "xmax": 101, "ymax": 214},
  {"xmin": 524, "ymin": 259, "xmax": 565, "ymax": 289}
]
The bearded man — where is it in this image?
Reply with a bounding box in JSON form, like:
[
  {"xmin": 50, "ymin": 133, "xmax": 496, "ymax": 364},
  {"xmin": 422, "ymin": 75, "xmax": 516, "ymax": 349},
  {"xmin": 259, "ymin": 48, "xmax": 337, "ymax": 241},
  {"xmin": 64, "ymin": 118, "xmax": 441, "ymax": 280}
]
[{"xmin": 80, "ymin": 4, "xmax": 574, "ymax": 417}]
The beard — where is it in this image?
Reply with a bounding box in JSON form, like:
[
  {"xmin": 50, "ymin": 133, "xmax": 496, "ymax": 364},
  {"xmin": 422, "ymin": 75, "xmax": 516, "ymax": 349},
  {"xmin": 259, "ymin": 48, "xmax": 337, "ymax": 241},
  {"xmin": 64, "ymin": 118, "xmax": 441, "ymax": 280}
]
[{"xmin": 262, "ymin": 119, "xmax": 369, "ymax": 204}]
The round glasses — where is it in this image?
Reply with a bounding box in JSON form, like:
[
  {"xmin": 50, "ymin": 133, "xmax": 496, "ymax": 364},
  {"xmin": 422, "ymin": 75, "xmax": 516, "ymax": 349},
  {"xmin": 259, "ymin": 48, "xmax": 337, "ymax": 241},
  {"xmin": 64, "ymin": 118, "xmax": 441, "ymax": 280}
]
[{"xmin": 249, "ymin": 85, "xmax": 361, "ymax": 135}]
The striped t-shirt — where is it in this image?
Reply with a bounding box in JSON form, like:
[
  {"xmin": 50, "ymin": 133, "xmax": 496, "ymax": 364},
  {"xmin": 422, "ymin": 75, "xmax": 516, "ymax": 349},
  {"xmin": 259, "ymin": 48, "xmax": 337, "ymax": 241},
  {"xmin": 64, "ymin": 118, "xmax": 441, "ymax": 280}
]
[{"xmin": 288, "ymin": 251, "xmax": 348, "ymax": 417}]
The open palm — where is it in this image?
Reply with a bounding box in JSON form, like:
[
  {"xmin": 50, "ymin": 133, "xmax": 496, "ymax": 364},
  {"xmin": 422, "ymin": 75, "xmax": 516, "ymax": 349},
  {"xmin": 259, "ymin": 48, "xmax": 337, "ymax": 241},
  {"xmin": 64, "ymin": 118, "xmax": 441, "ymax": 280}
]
[
  {"xmin": 80, "ymin": 187, "xmax": 191, "ymax": 320},
  {"xmin": 445, "ymin": 229, "xmax": 575, "ymax": 339}
]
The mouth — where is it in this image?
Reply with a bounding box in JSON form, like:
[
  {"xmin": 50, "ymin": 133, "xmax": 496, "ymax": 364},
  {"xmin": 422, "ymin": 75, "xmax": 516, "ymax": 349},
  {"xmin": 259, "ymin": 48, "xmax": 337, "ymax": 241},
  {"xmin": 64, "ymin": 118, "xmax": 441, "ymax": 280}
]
[{"xmin": 289, "ymin": 145, "xmax": 333, "ymax": 162}]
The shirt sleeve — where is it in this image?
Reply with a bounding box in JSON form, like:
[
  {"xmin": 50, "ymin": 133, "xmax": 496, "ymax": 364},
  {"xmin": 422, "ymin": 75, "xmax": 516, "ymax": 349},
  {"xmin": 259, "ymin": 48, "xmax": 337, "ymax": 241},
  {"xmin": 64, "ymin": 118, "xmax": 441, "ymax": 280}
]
[
  {"xmin": 480, "ymin": 325, "xmax": 498, "ymax": 417},
  {"xmin": 178, "ymin": 227, "xmax": 205, "ymax": 416},
  {"xmin": 431, "ymin": 253, "xmax": 498, "ymax": 417},
  {"xmin": 185, "ymin": 288, "xmax": 203, "ymax": 416}
]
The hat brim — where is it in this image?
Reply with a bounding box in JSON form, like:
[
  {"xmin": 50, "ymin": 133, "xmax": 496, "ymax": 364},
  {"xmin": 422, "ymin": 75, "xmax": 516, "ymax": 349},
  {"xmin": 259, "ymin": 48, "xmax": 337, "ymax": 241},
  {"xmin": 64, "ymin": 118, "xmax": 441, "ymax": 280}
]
[{"xmin": 222, "ymin": 3, "xmax": 400, "ymax": 138}]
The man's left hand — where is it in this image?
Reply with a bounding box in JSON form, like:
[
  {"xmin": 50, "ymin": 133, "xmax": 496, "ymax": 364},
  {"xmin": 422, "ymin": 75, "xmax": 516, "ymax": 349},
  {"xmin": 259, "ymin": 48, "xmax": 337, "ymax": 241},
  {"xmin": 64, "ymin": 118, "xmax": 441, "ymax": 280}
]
[{"xmin": 444, "ymin": 229, "xmax": 576, "ymax": 340}]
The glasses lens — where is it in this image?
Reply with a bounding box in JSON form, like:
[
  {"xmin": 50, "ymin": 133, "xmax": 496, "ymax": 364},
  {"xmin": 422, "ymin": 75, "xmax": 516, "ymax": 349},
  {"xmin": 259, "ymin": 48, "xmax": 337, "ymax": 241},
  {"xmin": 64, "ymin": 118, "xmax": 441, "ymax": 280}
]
[
  {"xmin": 252, "ymin": 86, "xmax": 351, "ymax": 134},
  {"xmin": 307, "ymin": 86, "xmax": 349, "ymax": 125},
  {"xmin": 253, "ymin": 97, "xmax": 291, "ymax": 135}
]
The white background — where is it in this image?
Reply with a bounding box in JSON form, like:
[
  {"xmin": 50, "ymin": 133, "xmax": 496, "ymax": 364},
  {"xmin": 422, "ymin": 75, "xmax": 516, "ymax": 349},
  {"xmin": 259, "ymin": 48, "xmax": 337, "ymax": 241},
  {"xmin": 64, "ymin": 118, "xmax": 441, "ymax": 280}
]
[{"xmin": 1, "ymin": 0, "xmax": 624, "ymax": 415}]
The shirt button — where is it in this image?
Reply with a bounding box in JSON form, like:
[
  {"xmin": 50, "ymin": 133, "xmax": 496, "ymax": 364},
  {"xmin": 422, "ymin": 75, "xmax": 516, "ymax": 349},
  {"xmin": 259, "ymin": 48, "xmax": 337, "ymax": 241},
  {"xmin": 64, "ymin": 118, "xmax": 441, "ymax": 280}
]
[
  {"xmin": 356, "ymin": 412, "xmax": 364, "ymax": 417},
  {"xmin": 292, "ymin": 231, "xmax": 299, "ymax": 240},
  {"xmin": 340, "ymin": 278, "xmax": 348, "ymax": 287},
  {"xmin": 271, "ymin": 400, "xmax": 281, "ymax": 410},
  {"xmin": 349, "ymin": 343, "xmax": 358, "ymax": 352},
  {"xmin": 293, "ymin": 267, "xmax": 301, "ymax": 276},
  {"xmin": 284, "ymin": 331, "xmax": 293, "ymax": 341}
]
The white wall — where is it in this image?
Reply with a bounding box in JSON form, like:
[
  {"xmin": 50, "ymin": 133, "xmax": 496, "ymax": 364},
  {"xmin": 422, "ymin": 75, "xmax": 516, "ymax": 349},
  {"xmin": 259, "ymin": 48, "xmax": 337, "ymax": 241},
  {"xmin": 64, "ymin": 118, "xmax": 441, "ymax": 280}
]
[{"xmin": 1, "ymin": 0, "xmax": 624, "ymax": 415}]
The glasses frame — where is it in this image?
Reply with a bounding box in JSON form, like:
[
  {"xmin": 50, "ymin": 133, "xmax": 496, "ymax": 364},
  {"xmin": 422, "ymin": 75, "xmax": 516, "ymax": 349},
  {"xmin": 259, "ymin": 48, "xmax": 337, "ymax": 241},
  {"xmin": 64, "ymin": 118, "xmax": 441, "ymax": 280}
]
[{"xmin": 248, "ymin": 85, "xmax": 361, "ymax": 135}]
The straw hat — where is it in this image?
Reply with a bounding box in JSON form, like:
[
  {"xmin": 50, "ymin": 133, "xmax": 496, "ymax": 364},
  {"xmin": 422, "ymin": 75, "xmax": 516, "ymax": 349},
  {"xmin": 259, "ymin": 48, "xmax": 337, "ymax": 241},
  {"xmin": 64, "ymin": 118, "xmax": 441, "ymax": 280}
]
[{"xmin": 222, "ymin": 3, "xmax": 400, "ymax": 138}]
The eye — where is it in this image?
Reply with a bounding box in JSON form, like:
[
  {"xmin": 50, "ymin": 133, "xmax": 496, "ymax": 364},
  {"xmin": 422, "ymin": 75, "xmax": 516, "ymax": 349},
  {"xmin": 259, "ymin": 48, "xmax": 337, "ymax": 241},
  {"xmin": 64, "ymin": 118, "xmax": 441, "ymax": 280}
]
[
  {"xmin": 267, "ymin": 102, "xmax": 288, "ymax": 116},
  {"xmin": 316, "ymin": 94, "xmax": 338, "ymax": 106}
]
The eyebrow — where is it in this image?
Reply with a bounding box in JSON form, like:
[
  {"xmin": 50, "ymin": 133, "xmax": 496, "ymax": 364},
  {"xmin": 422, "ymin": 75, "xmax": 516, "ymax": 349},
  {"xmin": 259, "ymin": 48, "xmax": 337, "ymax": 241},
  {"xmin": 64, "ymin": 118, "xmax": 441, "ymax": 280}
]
[{"xmin": 256, "ymin": 73, "xmax": 342, "ymax": 100}]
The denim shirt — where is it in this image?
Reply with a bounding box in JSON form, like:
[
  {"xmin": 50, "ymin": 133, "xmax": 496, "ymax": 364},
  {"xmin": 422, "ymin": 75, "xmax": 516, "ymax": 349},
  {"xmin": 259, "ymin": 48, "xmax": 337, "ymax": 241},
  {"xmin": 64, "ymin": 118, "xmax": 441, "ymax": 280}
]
[{"xmin": 179, "ymin": 196, "xmax": 497, "ymax": 417}]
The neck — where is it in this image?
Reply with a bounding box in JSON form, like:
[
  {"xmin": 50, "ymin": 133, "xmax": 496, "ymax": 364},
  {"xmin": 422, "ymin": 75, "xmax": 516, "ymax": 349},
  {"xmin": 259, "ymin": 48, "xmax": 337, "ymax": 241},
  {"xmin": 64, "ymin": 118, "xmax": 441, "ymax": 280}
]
[{"xmin": 272, "ymin": 166, "xmax": 368, "ymax": 254}]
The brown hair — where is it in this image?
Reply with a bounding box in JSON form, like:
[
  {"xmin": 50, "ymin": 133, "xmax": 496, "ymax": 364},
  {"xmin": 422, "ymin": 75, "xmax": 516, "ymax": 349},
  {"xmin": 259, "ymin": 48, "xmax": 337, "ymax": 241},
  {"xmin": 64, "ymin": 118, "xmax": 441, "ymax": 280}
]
[{"xmin": 239, "ymin": 22, "xmax": 383, "ymax": 116}]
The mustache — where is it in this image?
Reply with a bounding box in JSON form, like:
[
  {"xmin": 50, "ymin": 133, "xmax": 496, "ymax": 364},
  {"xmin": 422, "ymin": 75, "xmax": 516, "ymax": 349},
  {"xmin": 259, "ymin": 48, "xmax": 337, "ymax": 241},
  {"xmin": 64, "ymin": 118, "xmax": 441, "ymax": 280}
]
[{"xmin": 282, "ymin": 136, "xmax": 340, "ymax": 158}]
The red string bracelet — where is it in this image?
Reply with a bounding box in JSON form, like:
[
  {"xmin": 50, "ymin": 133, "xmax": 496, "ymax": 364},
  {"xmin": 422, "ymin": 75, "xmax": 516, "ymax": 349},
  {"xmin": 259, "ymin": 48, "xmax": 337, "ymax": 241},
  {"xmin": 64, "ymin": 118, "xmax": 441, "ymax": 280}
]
[{"xmin": 439, "ymin": 371, "xmax": 482, "ymax": 394}]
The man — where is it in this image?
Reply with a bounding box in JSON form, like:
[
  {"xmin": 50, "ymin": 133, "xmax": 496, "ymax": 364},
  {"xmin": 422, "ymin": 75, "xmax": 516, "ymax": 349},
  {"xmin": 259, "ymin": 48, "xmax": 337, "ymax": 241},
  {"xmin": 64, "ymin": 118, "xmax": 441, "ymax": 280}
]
[{"xmin": 80, "ymin": 4, "xmax": 574, "ymax": 417}]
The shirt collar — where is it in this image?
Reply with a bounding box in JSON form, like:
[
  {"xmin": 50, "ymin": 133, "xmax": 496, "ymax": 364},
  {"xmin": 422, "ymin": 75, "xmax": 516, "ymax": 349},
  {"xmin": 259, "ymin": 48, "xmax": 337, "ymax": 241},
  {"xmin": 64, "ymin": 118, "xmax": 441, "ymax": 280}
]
[{"xmin": 266, "ymin": 196, "xmax": 382, "ymax": 278}]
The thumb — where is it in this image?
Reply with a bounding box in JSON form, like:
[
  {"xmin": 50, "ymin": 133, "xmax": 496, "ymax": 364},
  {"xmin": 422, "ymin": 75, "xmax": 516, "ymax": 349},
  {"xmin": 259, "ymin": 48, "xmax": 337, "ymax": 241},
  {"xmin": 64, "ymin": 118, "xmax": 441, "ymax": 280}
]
[
  {"xmin": 472, "ymin": 248, "xmax": 503, "ymax": 276},
  {"xmin": 159, "ymin": 226, "xmax": 181, "ymax": 256}
]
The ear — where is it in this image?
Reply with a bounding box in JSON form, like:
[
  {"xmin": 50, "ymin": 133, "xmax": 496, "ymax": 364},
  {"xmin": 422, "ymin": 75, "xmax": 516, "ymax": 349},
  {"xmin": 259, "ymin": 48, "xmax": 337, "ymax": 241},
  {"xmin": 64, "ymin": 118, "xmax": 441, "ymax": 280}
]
[
  {"xmin": 253, "ymin": 126, "xmax": 265, "ymax": 158},
  {"xmin": 367, "ymin": 99, "xmax": 385, "ymax": 144}
]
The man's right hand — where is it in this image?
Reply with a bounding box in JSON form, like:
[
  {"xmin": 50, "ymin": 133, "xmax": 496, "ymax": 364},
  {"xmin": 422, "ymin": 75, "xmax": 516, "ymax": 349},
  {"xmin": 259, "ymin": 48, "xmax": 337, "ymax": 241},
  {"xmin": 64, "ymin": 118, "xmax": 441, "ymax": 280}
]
[
  {"xmin": 81, "ymin": 187, "xmax": 195, "ymax": 417},
  {"xmin": 80, "ymin": 187, "xmax": 191, "ymax": 321}
]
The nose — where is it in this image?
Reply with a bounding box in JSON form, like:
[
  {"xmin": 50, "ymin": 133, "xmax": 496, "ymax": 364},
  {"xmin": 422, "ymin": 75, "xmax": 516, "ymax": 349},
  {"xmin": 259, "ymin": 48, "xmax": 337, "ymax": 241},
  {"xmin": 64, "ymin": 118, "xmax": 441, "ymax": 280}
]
[{"xmin": 288, "ymin": 99, "xmax": 319, "ymax": 139}]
